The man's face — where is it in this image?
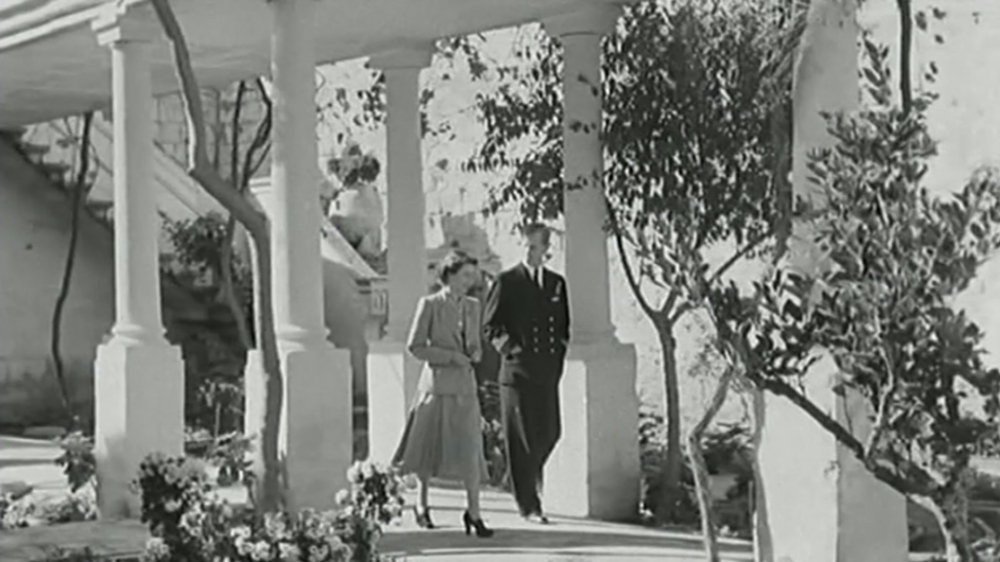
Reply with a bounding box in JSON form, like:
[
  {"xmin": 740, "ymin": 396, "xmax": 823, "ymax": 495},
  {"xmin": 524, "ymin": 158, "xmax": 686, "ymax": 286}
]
[{"xmin": 525, "ymin": 230, "xmax": 551, "ymax": 267}]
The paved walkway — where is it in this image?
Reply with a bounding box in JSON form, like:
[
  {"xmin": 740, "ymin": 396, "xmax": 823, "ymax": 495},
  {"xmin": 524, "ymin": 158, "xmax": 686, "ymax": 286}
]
[{"xmin": 0, "ymin": 435, "xmax": 753, "ymax": 561}]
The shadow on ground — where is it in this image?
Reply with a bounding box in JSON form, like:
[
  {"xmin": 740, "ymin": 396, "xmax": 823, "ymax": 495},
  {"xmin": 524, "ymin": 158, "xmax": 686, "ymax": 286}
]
[{"xmin": 381, "ymin": 520, "xmax": 750, "ymax": 559}]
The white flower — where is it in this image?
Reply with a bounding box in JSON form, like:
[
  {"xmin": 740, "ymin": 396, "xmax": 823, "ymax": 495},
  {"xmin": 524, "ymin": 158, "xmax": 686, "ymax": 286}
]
[
  {"xmin": 164, "ymin": 499, "xmax": 181, "ymax": 513},
  {"xmin": 345, "ymin": 464, "xmax": 362, "ymax": 484},
  {"xmin": 231, "ymin": 525, "xmax": 252, "ymax": 540},
  {"xmin": 278, "ymin": 542, "xmax": 301, "ymax": 561},
  {"xmin": 308, "ymin": 544, "xmax": 330, "ymax": 562},
  {"xmin": 144, "ymin": 537, "xmax": 170, "ymax": 558},
  {"xmin": 403, "ymin": 473, "xmax": 419, "ymax": 490},
  {"xmin": 334, "ymin": 489, "xmax": 350, "ymax": 506},
  {"xmin": 251, "ymin": 540, "xmax": 272, "ymax": 561},
  {"xmin": 359, "ymin": 460, "xmax": 375, "ymax": 480}
]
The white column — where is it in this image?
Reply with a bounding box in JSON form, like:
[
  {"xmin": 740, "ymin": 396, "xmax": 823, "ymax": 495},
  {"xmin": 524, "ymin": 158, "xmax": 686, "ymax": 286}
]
[
  {"xmin": 756, "ymin": 1, "xmax": 908, "ymax": 561},
  {"xmin": 365, "ymin": 47, "xmax": 432, "ymax": 466},
  {"xmin": 372, "ymin": 48, "xmax": 431, "ymax": 344},
  {"xmin": 541, "ymin": 5, "xmax": 641, "ymax": 522},
  {"xmin": 244, "ymin": 0, "xmax": 352, "ymax": 512},
  {"xmin": 270, "ymin": 0, "xmax": 326, "ymax": 343},
  {"xmin": 91, "ymin": 4, "xmax": 184, "ymax": 519},
  {"xmin": 552, "ymin": 8, "xmax": 617, "ymax": 345}
]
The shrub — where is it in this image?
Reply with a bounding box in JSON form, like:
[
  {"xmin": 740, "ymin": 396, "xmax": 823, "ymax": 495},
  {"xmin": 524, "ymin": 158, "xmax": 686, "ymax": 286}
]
[
  {"xmin": 135, "ymin": 454, "xmax": 404, "ymax": 562},
  {"xmin": 54, "ymin": 431, "xmax": 97, "ymax": 493}
]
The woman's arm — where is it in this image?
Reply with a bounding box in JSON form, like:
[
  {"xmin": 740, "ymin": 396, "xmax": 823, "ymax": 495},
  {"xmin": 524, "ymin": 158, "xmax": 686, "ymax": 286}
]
[
  {"xmin": 468, "ymin": 298, "xmax": 483, "ymax": 364},
  {"xmin": 406, "ymin": 297, "xmax": 461, "ymax": 364},
  {"xmin": 483, "ymin": 275, "xmax": 516, "ymax": 354}
]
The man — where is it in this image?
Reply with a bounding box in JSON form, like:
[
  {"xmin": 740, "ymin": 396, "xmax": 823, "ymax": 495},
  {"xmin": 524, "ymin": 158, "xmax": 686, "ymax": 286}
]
[{"xmin": 483, "ymin": 222, "xmax": 569, "ymax": 523}]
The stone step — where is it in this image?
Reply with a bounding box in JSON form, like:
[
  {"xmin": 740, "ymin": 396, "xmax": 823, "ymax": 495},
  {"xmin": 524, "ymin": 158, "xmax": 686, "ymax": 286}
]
[
  {"xmin": 37, "ymin": 161, "xmax": 71, "ymax": 183},
  {"xmin": 16, "ymin": 142, "xmax": 49, "ymax": 158},
  {"xmin": 0, "ymin": 126, "xmax": 28, "ymax": 141},
  {"xmin": 84, "ymin": 199, "xmax": 114, "ymax": 222}
]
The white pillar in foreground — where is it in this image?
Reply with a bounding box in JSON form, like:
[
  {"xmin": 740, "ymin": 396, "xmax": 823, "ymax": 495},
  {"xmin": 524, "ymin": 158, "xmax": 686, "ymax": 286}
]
[
  {"xmin": 244, "ymin": 0, "xmax": 352, "ymax": 512},
  {"xmin": 756, "ymin": 1, "xmax": 907, "ymax": 561},
  {"xmin": 365, "ymin": 46, "xmax": 432, "ymax": 466},
  {"xmin": 542, "ymin": 4, "xmax": 640, "ymax": 522},
  {"xmin": 91, "ymin": 4, "xmax": 184, "ymax": 519}
]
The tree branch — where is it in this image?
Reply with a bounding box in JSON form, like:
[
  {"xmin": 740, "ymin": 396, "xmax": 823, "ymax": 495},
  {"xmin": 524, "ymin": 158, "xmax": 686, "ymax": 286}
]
[
  {"xmin": 50, "ymin": 111, "xmax": 95, "ymax": 429},
  {"xmin": 865, "ymin": 342, "xmax": 897, "ymax": 458},
  {"xmin": 708, "ymin": 228, "xmax": 772, "ymax": 288},
  {"xmin": 230, "ymin": 81, "xmax": 247, "ymax": 188},
  {"xmin": 241, "ymin": 79, "xmax": 273, "ymax": 187},
  {"xmin": 897, "ymin": 0, "xmax": 913, "ymax": 116},
  {"xmin": 689, "ymin": 359, "xmax": 737, "ymax": 562},
  {"xmin": 152, "ymin": 0, "xmax": 284, "ymax": 512},
  {"xmin": 752, "ymin": 372, "xmax": 925, "ymax": 496},
  {"xmin": 150, "ymin": 0, "xmax": 266, "ymax": 236},
  {"xmin": 609, "ymin": 209, "xmax": 657, "ymax": 318}
]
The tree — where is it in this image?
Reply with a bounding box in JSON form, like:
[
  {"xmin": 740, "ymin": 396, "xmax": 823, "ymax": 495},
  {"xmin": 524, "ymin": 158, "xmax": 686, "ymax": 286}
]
[
  {"xmin": 151, "ymin": 0, "xmax": 284, "ymax": 513},
  {"xmin": 709, "ymin": 40, "xmax": 1000, "ymax": 562},
  {"xmin": 465, "ymin": 0, "xmax": 790, "ymax": 524},
  {"xmin": 50, "ymin": 111, "xmax": 95, "ymax": 430}
]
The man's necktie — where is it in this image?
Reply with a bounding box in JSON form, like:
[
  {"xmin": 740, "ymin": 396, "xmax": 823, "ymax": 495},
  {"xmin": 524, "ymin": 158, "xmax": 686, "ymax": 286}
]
[{"xmin": 534, "ymin": 267, "xmax": 542, "ymax": 288}]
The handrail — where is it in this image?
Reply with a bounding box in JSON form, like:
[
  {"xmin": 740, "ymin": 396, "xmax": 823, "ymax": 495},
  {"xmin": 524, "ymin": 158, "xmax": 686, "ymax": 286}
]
[
  {"xmin": 89, "ymin": 116, "xmax": 224, "ymax": 217},
  {"xmin": 38, "ymin": 115, "xmax": 224, "ymax": 219}
]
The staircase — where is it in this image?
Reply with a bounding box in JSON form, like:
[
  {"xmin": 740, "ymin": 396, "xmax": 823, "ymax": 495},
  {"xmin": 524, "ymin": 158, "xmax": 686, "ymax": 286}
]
[{"xmin": 10, "ymin": 114, "xmax": 223, "ymax": 233}]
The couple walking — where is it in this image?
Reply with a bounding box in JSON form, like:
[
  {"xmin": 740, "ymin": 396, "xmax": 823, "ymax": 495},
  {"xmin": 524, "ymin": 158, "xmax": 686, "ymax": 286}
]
[{"xmin": 391, "ymin": 223, "xmax": 570, "ymax": 536}]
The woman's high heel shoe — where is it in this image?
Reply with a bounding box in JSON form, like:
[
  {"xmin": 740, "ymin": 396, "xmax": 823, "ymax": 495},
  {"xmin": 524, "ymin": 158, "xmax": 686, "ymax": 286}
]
[
  {"xmin": 415, "ymin": 507, "xmax": 435, "ymax": 529},
  {"xmin": 463, "ymin": 511, "xmax": 494, "ymax": 538}
]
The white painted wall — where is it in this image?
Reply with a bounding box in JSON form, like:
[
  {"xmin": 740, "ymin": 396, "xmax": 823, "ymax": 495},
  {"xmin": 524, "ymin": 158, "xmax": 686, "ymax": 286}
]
[{"xmin": 0, "ymin": 139, "xmax": 113, "ymax": 425}]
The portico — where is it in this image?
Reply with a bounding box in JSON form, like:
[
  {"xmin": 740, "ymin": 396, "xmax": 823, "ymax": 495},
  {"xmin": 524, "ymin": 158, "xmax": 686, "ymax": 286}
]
[{"xmin": 0, "ymin": 0, "xmax": 643, "ymax": 522}]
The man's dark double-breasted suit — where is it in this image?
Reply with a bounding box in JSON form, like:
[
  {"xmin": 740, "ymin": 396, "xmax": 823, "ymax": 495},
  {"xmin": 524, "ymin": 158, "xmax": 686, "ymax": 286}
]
[{"xmin": 483, "ymin": 263, "xmax": 569, "ymax": 517}]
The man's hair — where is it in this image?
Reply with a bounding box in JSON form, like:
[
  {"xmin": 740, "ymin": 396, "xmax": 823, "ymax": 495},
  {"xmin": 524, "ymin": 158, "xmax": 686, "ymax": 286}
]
[
  {"xmin": 438, "ymin": 250, "xmax": 478, "ymax": 284},
  {"xmin": 521, "ymin": 222, "xmax": 550, "ymax": 239}
]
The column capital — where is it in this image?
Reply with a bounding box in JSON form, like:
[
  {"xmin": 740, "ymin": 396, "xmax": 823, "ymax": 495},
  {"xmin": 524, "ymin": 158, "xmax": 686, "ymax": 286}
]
[
  {"xmin": 368, "ymin": 43, "xmax": 435, "ymax": 71},
  {"xmin": 542, "ymin": 3, "xmax": 625, "ymax": 39},
  {"xmin": 92, "ymin": 4, "xmax": 162, "ymax": 47}
]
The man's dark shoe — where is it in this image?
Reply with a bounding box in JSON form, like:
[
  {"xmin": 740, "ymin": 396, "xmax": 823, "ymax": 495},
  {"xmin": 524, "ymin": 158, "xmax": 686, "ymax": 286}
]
[{"xmin": 522, "ymin": 510, "xmax": 550, "ymax": 524}]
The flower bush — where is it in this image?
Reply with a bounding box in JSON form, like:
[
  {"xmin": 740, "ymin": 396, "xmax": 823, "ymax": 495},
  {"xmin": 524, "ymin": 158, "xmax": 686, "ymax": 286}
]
[
  {"xmin": 54, "ymin": 431, "xmax": 97, "ymax": 493},
  {"xmin": 136, "ymin": 454, "xmax": 405, "ymax": 562}
]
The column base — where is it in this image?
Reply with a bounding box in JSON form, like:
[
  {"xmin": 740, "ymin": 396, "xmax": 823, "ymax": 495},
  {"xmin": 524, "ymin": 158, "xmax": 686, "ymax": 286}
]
[
  {"xmin": 543, "ymin": 338, "xmax": 640, "ymax": 522},
  {"xmin": 365, "ymin": 339, "xmax": 422, "ymax": 466},
  {"xmin": 244, "ymin": 339, "xmax": 352, "ymax": 512},
  {"xmin": 94, "ymin": 335, "xmax": 184, "ymax": 519},
  {"xmin": 758, "ymin": 352, "xmax": 907, "ymax": 562}
]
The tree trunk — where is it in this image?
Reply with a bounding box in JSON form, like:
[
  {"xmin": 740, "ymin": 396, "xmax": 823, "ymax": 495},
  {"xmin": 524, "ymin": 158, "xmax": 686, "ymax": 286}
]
[
  {"xmin": 896, "ymin": 0, "xmax": 913, "ymax": 116},
  {"xmin": 151, "ymin": 0, "xmax": 284, "ymax": 512},
  {"xmin": 689, "ymin": 363, "xmax": 737, "ymax": 562},
  {"xmin": 770, "ymin": 95, "xmax": 793, "ymax": 262},
  {"xmin": 245, "ymin": 233, "xmax": 284, "ymax": 512},
  {"xmin": 50, "ymin": 111, "xmax": 94, "ymax": 430},
  {"xmin": 655, "ymin": 319, "xmax": 685, "ymax": 523},
  {"xmin": 747, "ymin": 385, "xmax": 773, "ymax": 562}
]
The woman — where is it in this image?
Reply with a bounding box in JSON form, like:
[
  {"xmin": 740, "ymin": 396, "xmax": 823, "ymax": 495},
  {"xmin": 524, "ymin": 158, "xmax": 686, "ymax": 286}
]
[{"xmin": 392, "ymin": 251, "xmax": 494, "ymax": 538}]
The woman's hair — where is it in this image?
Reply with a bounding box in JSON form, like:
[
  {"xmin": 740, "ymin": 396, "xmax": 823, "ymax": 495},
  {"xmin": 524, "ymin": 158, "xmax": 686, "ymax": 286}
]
[{"xmin": 438, "ymin": 250, "xmax": 478, "ymax": 284}]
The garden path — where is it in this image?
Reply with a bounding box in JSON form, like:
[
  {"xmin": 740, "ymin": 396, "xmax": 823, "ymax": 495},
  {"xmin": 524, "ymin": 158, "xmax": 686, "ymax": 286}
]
[{"xmin": 0, "ymin": 435, "xmax": 755, "ymax": 561}]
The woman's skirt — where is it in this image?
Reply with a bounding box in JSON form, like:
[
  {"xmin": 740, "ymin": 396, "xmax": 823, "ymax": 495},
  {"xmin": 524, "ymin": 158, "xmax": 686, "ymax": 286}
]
[{"xmin": 392, "ymin": 387, "xmax": 489, "ymax": 483}]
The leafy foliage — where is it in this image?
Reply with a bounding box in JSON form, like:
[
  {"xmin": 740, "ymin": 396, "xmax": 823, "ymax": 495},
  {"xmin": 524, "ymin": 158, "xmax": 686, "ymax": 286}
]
[
  {"xmin": 707, "ymin": 37, "xmax": 1000, "ymax": 560},
  {"xmin": 54, "ymin": 431, "xmax": 97, "ymax": 493},
  {"xmin": 163, "ymin": 212, "xmax": 251, "ymax": 437},
  {"xmin": 466, "ymin": 0, "xmax": 789, "ymax": 250},
  {"xmin": 135, "ymin": 454, "xmax": 404, "ymax": 562}
]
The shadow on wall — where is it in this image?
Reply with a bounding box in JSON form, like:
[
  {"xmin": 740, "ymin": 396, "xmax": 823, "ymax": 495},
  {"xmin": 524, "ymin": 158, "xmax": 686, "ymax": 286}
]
[{"xmin": 0, "ymin": 357, "xmax": 94, "ymax": 430}]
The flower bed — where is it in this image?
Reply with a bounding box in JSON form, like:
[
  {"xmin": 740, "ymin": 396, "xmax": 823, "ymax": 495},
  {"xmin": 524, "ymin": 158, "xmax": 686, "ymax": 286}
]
[{"xmin": 135, "ymin": 454, "xmax": 405, "ymax": 562}]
